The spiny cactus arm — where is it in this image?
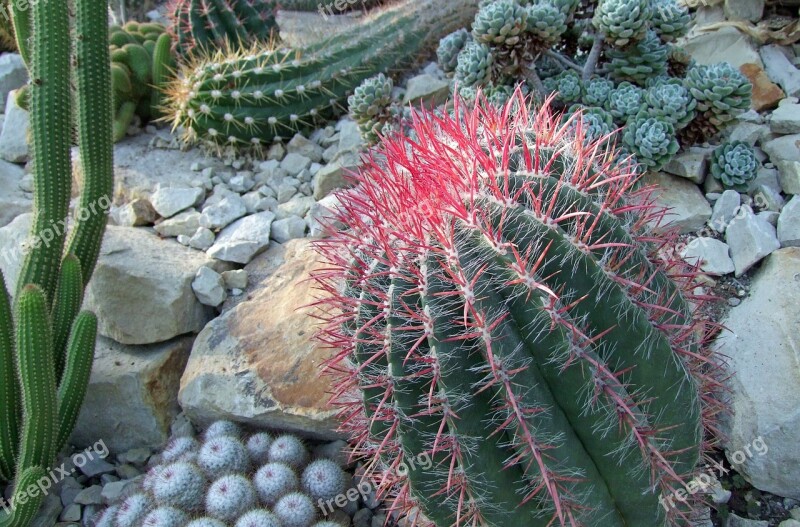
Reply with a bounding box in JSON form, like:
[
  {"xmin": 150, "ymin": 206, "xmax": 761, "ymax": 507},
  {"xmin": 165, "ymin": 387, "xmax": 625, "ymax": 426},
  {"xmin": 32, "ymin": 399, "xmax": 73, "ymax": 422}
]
[
  {"xmin": 0, "ymin": 271, "xmax": 18, "ymax": 482},
  {"xmin": 55, "ymin": 311, "xmax": 97, "ymax": 452},
  {"xmin": 15, "ymin": 0, "xmax": 72, "ymax": 304},
  {"xmin": 0, "ymin": 466, "xmax": 47, "ymax": 527},
  {"xmin": 51, "ymin": 255, "xmax": 84, "ymax": 381},
  {"xmin": 8, "ymin": 0, "xmax": 30, "ymax": 65},
  {"xmin": 150, "ymin": 33, "xmax": 174, "ymax": 116},
  {"xmin": 64, "ymin": 0, "xmax": 113, "ymax": 287},
  {"xmin": 114, "ymin": 101, "xmax": 137, "ymax": 142},
  {"xmin": 13, "ymin": 286, "xmax": 57, "ymax": 474}
]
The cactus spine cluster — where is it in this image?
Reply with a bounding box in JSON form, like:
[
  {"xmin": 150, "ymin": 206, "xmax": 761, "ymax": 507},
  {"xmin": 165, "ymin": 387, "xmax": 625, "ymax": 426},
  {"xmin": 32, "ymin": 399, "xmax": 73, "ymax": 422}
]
[
  {"xmin": 166, "ymin": 0, "xmax": 480, "ymax": 148},
  {"xmin": 0, "ymin": 0, "xmax": 112, "ymax": 525},
  {"xmin": 99, "ymin": 421, "xmax": 351, "ymax": 527},
  {"xmin": 313, "ymin": 91, "xmax": 725, "ymax": 527}
]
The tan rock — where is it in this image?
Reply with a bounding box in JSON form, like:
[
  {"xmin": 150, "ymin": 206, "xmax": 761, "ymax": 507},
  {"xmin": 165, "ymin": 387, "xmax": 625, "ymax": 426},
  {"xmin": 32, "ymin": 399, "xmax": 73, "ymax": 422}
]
[
  {"xmin": 740, "ymin": 63, "xmax": 785, "ymax": 112},
  {"xmin": 179, "ymin": 239, "xmax": 341, "ymax": 439}
]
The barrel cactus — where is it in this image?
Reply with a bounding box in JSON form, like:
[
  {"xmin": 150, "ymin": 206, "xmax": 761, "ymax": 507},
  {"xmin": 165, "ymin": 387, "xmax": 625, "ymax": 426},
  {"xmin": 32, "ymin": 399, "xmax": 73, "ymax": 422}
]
[
  {"xmin": 313, "ymin": 91, "xmax": 724, "ymax": 526},
  {"xmin": 710, "ymin": 140, "xmax": 759, "ymax": 191}
]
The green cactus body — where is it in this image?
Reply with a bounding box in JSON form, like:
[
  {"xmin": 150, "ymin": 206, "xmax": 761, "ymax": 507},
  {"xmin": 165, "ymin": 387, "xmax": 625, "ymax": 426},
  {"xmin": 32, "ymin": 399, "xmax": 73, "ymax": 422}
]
[
  {"xmin": 169, "ymin": 0, "xmax": 480, "ymax": 147},
  {"xmin": 0, "ymin": 274, "xmax": 18, "ymax": 483},
  {"xmin": 314, "ymin": 92, "xmax": 723, "ymax": 526}
]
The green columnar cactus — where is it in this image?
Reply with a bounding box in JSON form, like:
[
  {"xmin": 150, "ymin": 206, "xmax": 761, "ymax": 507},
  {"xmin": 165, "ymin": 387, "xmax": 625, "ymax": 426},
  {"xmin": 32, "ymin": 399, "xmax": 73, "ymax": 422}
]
[
  {"xmin": 0, "ymin": 0, "xmax": 111, "ymax": 525},
  {"xmin": 710, "ymin": 140, "xmax": 759, "ymax": 191},
  {"xmin": 167, "ymin": 0, "xmax": 480, "ymax": 148},
  {"xmin": 313, "ymin": 92, "xmax": 723, "ymax": 526}
]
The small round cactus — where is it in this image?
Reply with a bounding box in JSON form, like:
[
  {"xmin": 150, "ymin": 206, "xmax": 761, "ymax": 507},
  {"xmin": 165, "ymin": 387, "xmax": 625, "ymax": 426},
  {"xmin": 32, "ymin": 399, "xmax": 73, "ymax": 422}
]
[
  {"xmin": 198, "ymin": 436, "xmax": 250, "ymax": 477},
  {"xmin": 605, "ymin": 82, "xmax": 644, "ymax": 123},
  {"xmin": 141, "ymin": 507, "xmax": 190, "ymax": 527},
  {"xmin": 593, "ymin": 0, "xmax": 653, "ymax": 47},
  {"xmin": 235, "ymin": 509, "xmax": 282, "ymax": 527},
  {"xmin": 454, "ymin": 40, "xmax": 494, "ymax": 87},
  {"xmin": 471, "ymin": 0, "xmax": 527, "ymax": 48},
  {"xmin": 246, "ymin": 432, "xmax": 273, "ymax": 464},
  {"xmin": 437, "ymin": 28, "xmax": 471, "ymax": 74},
  {"xmin": 274, "ymin": 492, "xmax": 318, "ymax": 527},
  {"xmin": 151, "ymin": 461, "xmax": 207, "ymax": 512},
  {"xmin": 115, "ymin": 493, "xmax": 151, "ymax": 527},
  {"xmin": 254, "ymin": 462, "xmax": 300, "ymax": 506},
  {"xmin": 268, "ymin": 434, "xmax": 309, "ymax": 469},
  {"xmin": 710, "ymin": 141, "xmax": 759, "ymax": 190},
  {"xmin": 651, "ymin": 0, "xmax": 691, "ymax": 42},
  {"xmin": 622, "ymin": 115, "xmax": 679, "ymax": 171},
  {"xmin": 92, "ymin": 505, "xmax": 119, "ymax": 527},
  {"xmin": 583, "ymin": 77, "xmax": 616, "ymax": 107},
  {"xmin": 162, "ymin": 436, "xmax": 199, "ymax": 463},
  {"xmin": 203, "ymin": 420, "xmax": 242, "ymax": 440},
  {"xmin": 301, "ymin": 459, "xmax": 348, "ymax": 502},
  {"xmin": 606, "ymin": 30, "xmax": 668, "ymax": 86},
  {"xmin": 206, "ymin": 475, "xmax": 258, "ymax": 522}
]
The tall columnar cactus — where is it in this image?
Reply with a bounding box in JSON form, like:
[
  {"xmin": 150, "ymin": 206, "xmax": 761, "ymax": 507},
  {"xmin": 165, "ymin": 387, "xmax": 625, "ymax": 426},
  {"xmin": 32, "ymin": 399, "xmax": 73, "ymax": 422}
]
[
  {"xmin": 0, "ymin": 0, "xmax": 112, "ymax": 525},
  {"xmin": 166, "ymin": 0, "xmax": 480, "ymax": 148},
  {"xmin": 313, "ymin": 91, "xmax": 725, "ymax": 527}
]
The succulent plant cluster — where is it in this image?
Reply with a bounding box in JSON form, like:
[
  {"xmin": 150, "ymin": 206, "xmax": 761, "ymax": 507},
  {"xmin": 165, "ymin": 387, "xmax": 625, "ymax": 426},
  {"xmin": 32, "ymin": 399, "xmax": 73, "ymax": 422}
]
[
  {"xmin": 95, "ymin": 421, "xmax": 350, "ymax": 527},
  {"xmin": 710, "ymin": 140, "xmax": 760, "ymax": 191},
  {"xmin": 313, "ymin": 91, "xmax": 725, "ymax": 527}
]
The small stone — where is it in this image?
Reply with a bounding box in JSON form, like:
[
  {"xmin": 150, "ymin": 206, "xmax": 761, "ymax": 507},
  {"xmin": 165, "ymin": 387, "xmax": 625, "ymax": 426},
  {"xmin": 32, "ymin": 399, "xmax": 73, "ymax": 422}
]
[
  {"xmin": 0, "ymin": 54, "xmax": 28, "ymax": 105},
  {"xmin": 276, "ymin": 196, "xmax": 316, "ymax": 220},
  {"xmin": 723, "ymin": 0, "xmax": 764, "ymax": 22},
  {"xmin": 267, "ymin": 142, "xmax": 286, "ymax": 161},
  {"xmin": 287, "ymin": 133, "xmax": 324, "ymax": 163},
  {"xmin": 228, "ymin": 172, "xmax": 255, "ymax": 193},
  {"xmin": 709, "ymin": 190, "xmax": 742, "ymax": 232},
  {"xmin": 727, "ymin": 514, "xmax": 768, "ymax": 527},
  {"xmin": 59, "ymin": 504, "xmax": 81, "ymax": 523},
  {"xmin": 82, "ymin": 504, "xmax": 102, "ymax": 527},
  {"xmin": 740, "ymin": 63, "xmax": 785, "ymax": 112},
  {"xmin": 77, "ymin": 456, "xmax": 115, "ymax": 478},
  {"xmin": 0, "ymin": 89, "xmax": 29, "ymax": 162},
  {"xmin": 760, "ymin": 134, "xmax": 800, "ymax": 194},
  {"xmin": 354, "ymin": 509, "xmax": 373, "ymax": 527},
  {"xmin": 154, "ymin": 209, "xmax": 201, "ymax": 238},
  {"xmin": 337, "ymin": 119, "xmax": 364, "ymax": 155},
  {"xmin": 681, "ymin": 238, "xmax": 735, "ymax": 275},
  {"xmin": 770, "ymin": 100, "xmax": 800, "ymax": 134},
  {"xmin": 188, "ymin": 227, "xmax": 215, "ymax": 250},
  {"xmin": 99, "ymin": 474, "xmax": 119, "ymax": 485},
  {"xmin": 73, "ymin": 486, "xmax": 103, "ymax": 506},
  {"xmin": 757, "ymin": 210, "xmax": 780, "ymax": 226},
  {"xmin": 314, "ymin": 151, "xmax": 362, "ymax": 200},
  {"xmin": 747, "ymin": 167, "xmax": 781, "ymax": 195},
  {"xmin": 760, "ymin": 45, "xmax": 800, "ymax": 97},
  {"xmin": 150, "ymin": 187, "xmax": 205, "ymax": 218},
  {"xmin": 280, "ymin": 152, "xmax": 312, "ymax": 176},
  {"xmin": 725, "ymin": 206, "xmax": 781, "ymax": 276},
  {"xmin": 647, "ymin": 172, "xmax": 712, "ymax": 233},
  {"xmin": 222, "ymin": 269, "xmax": 248, "ymax": 290},
  {"xmin": 727, "ymin": 121, "xmax": 770, "ymax": 145},
  {"xmin": 118, "ymin": 448, "xmax": 151, "ymax": 465},
  {"xmin": 100, "ymin": 481, "xmax": 129, "ymax": 504},
  {"xmin": 663, "ymin": 147, "xmax": 713, "ymax": 184},
  {"xmin": 403, "ymin": 74, "xmax": 451, "ymax": 107},
  {"xmin": 192, "ymin": 266, "xmax": 226, "ymax": 307},
  {"xmin": 199, "ymin": 194, "xmax": 247, "ymax": 230},
  {"xmin": 115, "ymin": 464, "xmax": 140, "ymax": 480},
  {"xmin": 752, "ymin": 184, "xmax": 784, "ymax": 212},
  {"xmin": 779, "ymin": 520, "xmax": 800, "ymax": 527},
  {"xmin": 230, "ymin": 288, "xmax": 243, "ymax": 296},
  {"xmin": 276, "ymin": 182, "xmax": 297, "ymax": 204},
  {"xmin": 728, "ymin": 297, "xmax": 742, "ymax": 306},
  {"xmin": 271, "ymin": 216, "xmax": 307, "ymax": 243},
  {"xmin": 207, "ymin": 211, "xmax": 275, "ymax": 264},
  {"xmin": 307, "ymin": 194, "xmax": 344, "ymax": 238},
  {"xmin": 116, "ymin": 198, "xmax": 157, "ymax": 227},
  {"xmin": 778, "ymin": 195, "xmax": 800, "ymax": 247}
]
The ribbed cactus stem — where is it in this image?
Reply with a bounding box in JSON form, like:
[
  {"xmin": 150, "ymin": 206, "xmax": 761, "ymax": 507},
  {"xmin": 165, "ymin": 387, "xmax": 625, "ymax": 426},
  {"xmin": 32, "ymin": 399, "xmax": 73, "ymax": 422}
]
[
  {"xmin": 8, "ymin": 1, "xmax": 30, "ymax": 66},
  {"xmin": 15, "ymin": 0, "xmax": 72, "ymax": 304},
  {"xmin": 0, "ymin": 272, "xmax": 18, "ymax": 482},
  {"xmin": 51, "ymin": 255, "xmax": 84, "ymax": 379},
  {"xmin": 0, "ymin": 467, "xmax": 47, "ymax": 527},
  {"xmin": 56, "ymin": 311, "xmax": 97, "ymax": 452},
  {"xmin": 151, "ymin": 33, "xmax": 174, "ymax": 115}
]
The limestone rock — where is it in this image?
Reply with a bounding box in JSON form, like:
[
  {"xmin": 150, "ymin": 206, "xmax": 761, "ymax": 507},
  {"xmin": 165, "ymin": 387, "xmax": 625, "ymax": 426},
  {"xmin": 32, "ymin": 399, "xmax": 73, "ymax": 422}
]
[
  {"xmin": 723, "ymin": 0, "xmax": 764, "ymax": 22},
  {"xmin": 770, "ymin": 99, "xmax": 800, "ymax": 134},
  {"xmin": 150, "ymin": 187, "xmax": 205, "ymax": 218},
  {"xmin": 681, "ymin": 27, "xmax": 761, "ymax": 69},
  {"xmin": 778, "ymin": 195, "xmax": 800, "ymax": 247},
  {"xmin": 0, "ymin": 158, "xmax": 31, "ymax": 227},
  {"xmin": 680, "ymin": 238, "xmax": 735, "ymax": 275},
  {"xmin": 192, "ymin": 266, "xmax": 227, "ymax": 307},
  {"xmin": 207, "ymin": 211, "xmax": 275, "ymax": 264},
  {"xmin": 740, "ymin": 63, "xmax": 785, "ymax": 112},
  {"xmin": 153, "ymin": 209, "xmax": 201, "ymax": 238},
  {"xmin": 645, "ymin": 172, "xmax": 712, "ymax": 233},
  {"xmin": 760, "ymin": 45, "xmax": 800, "ymax": 98},
  {"xmin": 179, "ymin": 239, "xmax": 340, "ymax": 439},
  {"xmin": 0, "ymin": 54, "xmax": 28, "ymax": 106},
  {"xmin": 0, "ymin": 89, "xmax": 29, "ymax": 163},
  {"xmin": 403, "ymin": 74, "xmax": 451, "ymax": 108},
  {"xmin": 663, "ymin": 146, "xmax": 712, "ymax": 184},
  {"xmin": 725, "ymin": 206, "xmax": 780, "ymax": 276},
  {"xmin": 313, "ymin": 151, "xmax": 361, "ymax": 200},
  {"xmin": 761, "ymin": 134, "xmax": 800, "ymax": 194}
]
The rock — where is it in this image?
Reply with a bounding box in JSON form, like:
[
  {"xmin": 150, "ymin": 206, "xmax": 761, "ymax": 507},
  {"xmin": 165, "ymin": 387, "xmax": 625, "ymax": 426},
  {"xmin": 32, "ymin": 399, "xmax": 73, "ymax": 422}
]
[
  {"xmin": 680, "ymin": 238, "xmax": 735, "ymax": 275},
  {"xmin": 740, "ymin": 63, "xmax": 785, "ymax": 112},
  {"xmin": 752, "ymin": 184, "xmax": 784, "ymax": 212},
  {"xmin": 727, "ymin": 121, "xmax": 770, "ymax": 145},
  {"xmin": 267, "ymin": 142, "xmax": 286, "ymax": 161},
  {"xmin": 0, "ymin": 158, "xmax": 31, "ymax": 227},
  {"xmin": 313, "ymin": 151, "xmax": 361, "ymax": 200},
  {"xmin": 779, "ymin": 520, "xmax": 800, "ymax": 527},
  {"xmin": 662, "ymin": 146, "xmax": 712, "ymax": 183},
  {"xmin": 228, "ymin": 172, "xmax": 255, "ymax": 193},
  {"xmin": 100, "ymin": 481, "xmax": 129, "ymax": 504},
  {"xmin": 0, "ymin": 89, "xmax": 29, "ymax": 162},
  {"xmin": 276, "ymin": 182, "xmax": 298, "ymax": 204},
  {"xmin": 748, "ymin": 167, "xmax": 782, "ymax": 195},
  {"xmin": 222, "ymin": 269, "xmax": 248, "ymax": 290},
  {"xmin": 403, "ymin": 74, "xmax": 451, "ymax": 107},
  {"xmin": 757, "ymin": 210, "xmax": 780, "ymax": 226},
  {"xmin": 0, "ymin": 54, "xmax": 27, "ymax": 105},
  {"xmin": 200, "ymin": 194, "xmax": 247, "ymax": 230},
  {"xmin": 337, "ymin": 119, "xmax": 364, "ymax": 155},
  {"xmin": 778, "ymin": 196, "xmax": 800, "ymax": 247},
  {"xmin": 725, "ymin": 206, "xmax": 780, "ymax": 276},
  {"xmin": 287, "ymin": 134, "xmax": 324, "ymax": 163},
  {"xmin": 207, "ymin": 211, "xmax": 275, "ymax": 264},
  {"xmin": 276, "ymin": 196, "xmax": 316, "ymax": 220},
  {"xmin": 188, "ymin": 226, "xmax": 215, "ymax": 250},
  {"xmin": 723, "ymin": 0, "xmax": 764, "ymax": 22},
  {"xmin": 709, "ymin": 189, "xmax": 741, "ymax": 232},
  {"xmin": 59, "ymin": 504, "xmax": 81, "ymax": 523},
  {"xmin": 307, "ymin": 194, "xmax": 344, "ymax": 238},
  {"xmin": 727, "ymin": 515, "xmax": 768, "ymax": 527},
  {"xmin": 645, "ymin": 172, "xmax": 712, "ymax": 233},
  {"xmin": 118, "ymin": 448, "xmax": 151, "ymax": 465},
  {"xmin": 150, "ymin": 187, "xmax": 205, "ymax": 218},
  {"xmin": 71, "ymin": 336, "xmax": 193, "ymax": 453},
  {"xmin": 179, "ymin": 239, "xmax": 340, "ymax": 439},
  {"xmin": 116, "ymin": 198, "xmax": 157, "ymax": 227},
  {"xmin": 760, "ymin": 45, "xmax": 800, "ymax": 97},
  {"xmin": 761, "ymin": 134, "xmax": 800, "ymax": 194},
  {"xmin": 770, "ymin": 99, "xmax": 800, "ymax": 134},
  {"xmin": 73, "ymin": 486, "xmax": 103, "ymax": 506},
  {"xmin": 192, "ymin": 266, "xmax": 227, "ymax": 307},
  {"xmin": 84, "ymin": 226, "xmax": 220, "ymax": 344},
  {"xmin": 154, "ymin": 209, "xmax": 201, "ymax": 238},
  {"xmin": 682, "ymin": 27, "xmax": 761, "ymax": 69},
  {"xmin": 77, "ymin": 457, "xmax": 115, "ymax": 478},
  {"xmin": 280, "ymin": 152, "xmax": 312, "ymax": 176},
  {"xmin": 271, "ymin": 216, "xmax": 307, "ymax": 243}
]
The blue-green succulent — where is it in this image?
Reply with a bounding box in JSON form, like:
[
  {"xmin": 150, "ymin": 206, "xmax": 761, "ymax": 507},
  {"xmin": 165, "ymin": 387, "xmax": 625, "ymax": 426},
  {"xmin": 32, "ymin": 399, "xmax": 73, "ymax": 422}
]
[
  {"xmin": 622, "ymin": 115, "xmax": 679, "ymax": 171},
  {"xmin": 524, "ymin": 2, "xmax": 568, "ymax": 49},
  {"xmin": 592, "ymin": 0, "xmax": 653, "ymax": 47},
  {"xmin": 472, "ymin": 0, "xmax": 527, "ymax": 47},
  {"xmin": 605, "ymin": 82, "xmax": 644, "ymax": 124},
  {"xmin": 642, "ymin": 79, "xmax": 696, "ymax": 130},
  {"xmin": 455, "ymin": 39, "xmax": 494, "ymax": 87},
  {"xmin": 682, "ymin": 62, "xmax": 752, "ymax": 143},
  {"xmin": 710, "ymin": 140, "xmax": 759, "ymax": 190},
  {"xmin": 543, "ymin": 70, "xmax": 583, "ymax": 104},
  {"xmin": 438, "ymin": 29, "xmax": 471, "ymax": 74},
  {"xmin": 650, "ymin": 0, "xmax": 691, "ymax": 42},
  {"xmin": 606, "ymin": 30, "xmax": 668, "ymax": 86},
  {"xmin": 583, "ymin": 77, "xmax": 616, "ymax": 107}
]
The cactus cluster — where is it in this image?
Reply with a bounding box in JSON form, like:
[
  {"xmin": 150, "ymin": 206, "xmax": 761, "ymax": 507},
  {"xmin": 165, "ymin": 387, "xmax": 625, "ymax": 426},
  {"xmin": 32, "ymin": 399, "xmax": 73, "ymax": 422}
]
[
  {"xmin": 710, "ymin": 140, "xmax": 760, "ymax": 191},
  {"xmin": 0, "ymin": 0, "xmax": 112, "ymax": 525},
  {"xmin": 165, "ymin": 0, "xmax": 480, "ymax": 149},
  {"xmin": 313, "ymin": 90, "xmax": 725, "ymax": 527},
  {"xmin": 96, "ymin": 421, "xmax": 349, "ymax": 527}
]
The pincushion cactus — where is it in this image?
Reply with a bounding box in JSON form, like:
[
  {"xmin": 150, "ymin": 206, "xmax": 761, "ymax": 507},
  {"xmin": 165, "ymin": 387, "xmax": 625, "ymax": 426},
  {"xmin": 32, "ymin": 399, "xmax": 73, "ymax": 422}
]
[
  {"xmin": 204, "ymin": 420, "xmax": 242, "ymax": 440},
  {"xmin": 115, "ymin": 493, "xmax": 151, "ymax": 527},
  {"xmin": 301, "ymin": 459, "xmax": 348, "ymax": 502},
  {"xmin": 254, "ymin": 462, "xmax": 300, "ymax": 505},
  {"xmin": 163, "ymin": 436, "xmax": 199, "ymax": 462},
  {"xmin": 312, "ymin": 91, "xmax": 724, "ymax": 526},
  {"xmin": 622, "ymin": 114, "xmax": 680, "ymax": 171},
  {"xmin": 151, "ymin": 461, "xmax": 207, "ymax": 511},
  {"xmin": 198, "ymin": 436, "xmax": 251, "ymax": 476},
  {"xmin": 187, "ymin": 518, "xmax": 227, "ymax": 527},
  {"xmin": 268, "ymin": 435, "xmax": 309, "ymax": 469},
  {"xmin": 246, "ymin": 432, "xmax": 274, "ymax": 464},
  {"xmin": 274, "ymin": 492, "xmax": 318, "ymax": 527},
  {"xmin": 142, "ymin": 507, "xmax": 189, "ymax": 527},
  {"xmin": 206, "ymin": 475, "xmax": 258, "ymax": 522},
  {"xmin": 235, "ymin": 509, "xmax": 282, "ymax": 527},
  {"xmin": 710, "ymin": 141, "xmax": 759, "ymax": 191}
]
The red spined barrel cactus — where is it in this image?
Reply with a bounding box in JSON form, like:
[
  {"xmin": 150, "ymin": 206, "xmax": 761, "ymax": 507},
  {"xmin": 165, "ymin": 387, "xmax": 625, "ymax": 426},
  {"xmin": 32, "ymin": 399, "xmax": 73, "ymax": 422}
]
[{"xmin": 312, "ymin": 91, "xmax": 725, "ymax": 527}]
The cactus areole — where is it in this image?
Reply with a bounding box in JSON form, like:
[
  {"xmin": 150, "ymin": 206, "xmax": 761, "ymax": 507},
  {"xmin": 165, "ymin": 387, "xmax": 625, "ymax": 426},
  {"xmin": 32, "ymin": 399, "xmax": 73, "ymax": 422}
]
[{"xmin": 313, "ymin": 91, "xmax": 725, "ymax": 527}]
